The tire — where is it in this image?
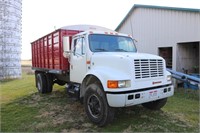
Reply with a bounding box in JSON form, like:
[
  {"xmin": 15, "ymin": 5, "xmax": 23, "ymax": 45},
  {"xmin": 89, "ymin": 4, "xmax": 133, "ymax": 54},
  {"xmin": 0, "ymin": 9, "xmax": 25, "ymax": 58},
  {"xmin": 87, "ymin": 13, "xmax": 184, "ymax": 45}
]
[
  {"xmin": 84, "ymin": 83, "xmax": 115, "ymax": 127},
  {"xmin": 35, "ymin": 71, "xmax": 39, "ymax": 88},
  {"xmin": 142, "ymin": 98, "xmax": 168, "ymax": 110},
  {"xmin": 45, "ymin": 73, "xmax": 53, "ymax": 93},
  {"xmin": 36, "ymin": 73, "xmax": 47, "ymax": 94}
]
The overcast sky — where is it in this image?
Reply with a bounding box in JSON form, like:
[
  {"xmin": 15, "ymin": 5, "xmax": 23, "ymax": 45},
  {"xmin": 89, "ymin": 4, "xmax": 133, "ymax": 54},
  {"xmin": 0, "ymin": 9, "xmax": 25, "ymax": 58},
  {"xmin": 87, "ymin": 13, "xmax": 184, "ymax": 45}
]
[{"xmin": 21, "ymin": 0, "xmax": 200, "ymax": 60}]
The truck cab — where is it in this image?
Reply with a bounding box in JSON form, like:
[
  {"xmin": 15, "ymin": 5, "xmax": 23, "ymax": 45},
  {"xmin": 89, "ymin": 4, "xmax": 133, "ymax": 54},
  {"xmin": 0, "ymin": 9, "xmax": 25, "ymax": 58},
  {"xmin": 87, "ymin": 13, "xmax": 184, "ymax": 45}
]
[{"xmin": 32, "ymin": 25, "xmax": 174, "ymax": 126}]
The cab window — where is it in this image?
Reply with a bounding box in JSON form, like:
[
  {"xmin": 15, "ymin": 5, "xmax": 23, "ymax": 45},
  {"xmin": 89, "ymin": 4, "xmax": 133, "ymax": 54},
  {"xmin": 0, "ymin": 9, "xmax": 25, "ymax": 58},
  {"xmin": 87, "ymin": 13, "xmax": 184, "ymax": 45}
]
[{"xmin": 74, "ymin": 37, "xmax": 86, "ymax": 55}]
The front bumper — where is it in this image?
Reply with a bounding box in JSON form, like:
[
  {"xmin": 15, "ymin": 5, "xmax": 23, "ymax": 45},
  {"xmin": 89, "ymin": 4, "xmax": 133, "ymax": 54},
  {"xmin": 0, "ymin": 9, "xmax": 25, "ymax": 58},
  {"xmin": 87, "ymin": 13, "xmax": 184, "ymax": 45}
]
[{"xmin": 106, "ymin": 84, "xmax": 174, "ymax": 107}]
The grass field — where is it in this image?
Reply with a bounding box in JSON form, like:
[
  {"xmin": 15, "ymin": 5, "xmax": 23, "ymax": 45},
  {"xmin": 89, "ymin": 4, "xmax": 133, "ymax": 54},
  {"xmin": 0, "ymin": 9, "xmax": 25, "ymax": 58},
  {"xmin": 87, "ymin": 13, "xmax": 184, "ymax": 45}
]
[{"xmin": 0, "ymin": 71, "xmax": 199, "ymax": 132}]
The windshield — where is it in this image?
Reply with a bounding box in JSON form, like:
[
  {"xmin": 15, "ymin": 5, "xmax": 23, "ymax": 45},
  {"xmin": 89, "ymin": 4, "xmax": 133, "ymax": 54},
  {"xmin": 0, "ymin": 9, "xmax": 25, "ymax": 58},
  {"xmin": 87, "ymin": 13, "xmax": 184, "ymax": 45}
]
[{"xmin": 89, "ymin": 34, "xmax": 137, "ymax": 52}]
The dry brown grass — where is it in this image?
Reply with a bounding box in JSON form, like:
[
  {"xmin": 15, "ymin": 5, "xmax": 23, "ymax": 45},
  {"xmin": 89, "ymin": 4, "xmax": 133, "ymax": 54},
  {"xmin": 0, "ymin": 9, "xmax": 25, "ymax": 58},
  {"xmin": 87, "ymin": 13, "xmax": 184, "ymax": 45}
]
[{"xmin": 21, "ymin": 60, "xmax": 32, "ymax": 67}]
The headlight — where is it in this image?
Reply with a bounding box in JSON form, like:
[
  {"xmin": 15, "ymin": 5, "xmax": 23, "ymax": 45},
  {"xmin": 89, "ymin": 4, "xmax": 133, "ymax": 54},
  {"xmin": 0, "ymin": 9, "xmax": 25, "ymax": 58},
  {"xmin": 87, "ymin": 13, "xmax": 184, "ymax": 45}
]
[
  {"xmin": 167, "ymin": 75, "xmax": 172, "ymax": 81},
  {"xmin": 107, "ymin": 80, "xmax": 130, "ymax": 88}
]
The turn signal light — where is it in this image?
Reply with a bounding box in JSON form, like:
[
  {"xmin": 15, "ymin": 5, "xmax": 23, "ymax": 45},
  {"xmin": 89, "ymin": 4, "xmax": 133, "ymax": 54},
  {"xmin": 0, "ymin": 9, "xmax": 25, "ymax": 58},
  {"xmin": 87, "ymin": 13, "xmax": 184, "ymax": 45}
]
[
  {"xmin": 107, "ymin": 80, "xmax": 118, "ymax": 88},
  {"xmin": 167, "ymin": 75, "xmax": 172, "ymax": 81},
  {"xmin": 107, "ymin": 80, "xmax": 130, "ymax": 88}
]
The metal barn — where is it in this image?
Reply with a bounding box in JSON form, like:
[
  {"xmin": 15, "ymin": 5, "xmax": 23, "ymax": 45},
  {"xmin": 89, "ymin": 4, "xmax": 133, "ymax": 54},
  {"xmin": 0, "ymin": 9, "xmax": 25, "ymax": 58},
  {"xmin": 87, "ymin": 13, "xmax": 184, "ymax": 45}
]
[{"xmin": 116, "ymin": 5, "xmax": 200, "ymax": 74}]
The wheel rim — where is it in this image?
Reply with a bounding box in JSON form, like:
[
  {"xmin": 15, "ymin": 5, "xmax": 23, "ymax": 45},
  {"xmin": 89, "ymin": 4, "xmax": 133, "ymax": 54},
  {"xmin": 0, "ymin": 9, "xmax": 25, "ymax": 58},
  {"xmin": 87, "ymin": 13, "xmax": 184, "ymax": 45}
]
[{"xmin": 87, "ymin": 94, "xmax": 102, "ymax": 118}]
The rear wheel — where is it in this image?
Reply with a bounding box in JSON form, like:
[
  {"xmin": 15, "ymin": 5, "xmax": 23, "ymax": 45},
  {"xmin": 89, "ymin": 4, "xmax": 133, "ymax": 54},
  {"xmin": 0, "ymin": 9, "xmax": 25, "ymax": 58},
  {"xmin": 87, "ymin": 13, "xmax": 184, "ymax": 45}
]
[
  {"xmin": 142, "ymin": 98, "xmax": 168, "ymax": 110},
  {"xmin": 36, "ymin": 73, "xmax": 47, "ymax": 94},
  {"xmin": 84, "ymin": 83, "xmax": 115, "ymax": 127},
  {"xmin": 45, "ymin": 73, "xmax": 53, "ymax": 93}
]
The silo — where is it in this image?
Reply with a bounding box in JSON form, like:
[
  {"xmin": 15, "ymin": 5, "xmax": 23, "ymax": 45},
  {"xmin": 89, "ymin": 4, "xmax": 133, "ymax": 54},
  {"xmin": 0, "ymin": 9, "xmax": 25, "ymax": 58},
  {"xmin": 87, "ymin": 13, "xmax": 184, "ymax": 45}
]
[{"xmin": 0, "ymin": 0, "xmax": 22, "ymax": 80}]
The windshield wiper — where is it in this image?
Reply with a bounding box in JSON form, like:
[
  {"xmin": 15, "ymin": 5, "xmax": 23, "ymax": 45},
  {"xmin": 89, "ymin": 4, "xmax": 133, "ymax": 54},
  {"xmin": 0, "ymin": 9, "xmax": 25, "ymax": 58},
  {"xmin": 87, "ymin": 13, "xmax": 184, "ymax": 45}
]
[
  {"xmin": 114, "ymin": 49, "xmax": 128, "ymax": 52},
  {"xmin": 95, "ymin": 48, "xmax": 107, "ymax": 51}
]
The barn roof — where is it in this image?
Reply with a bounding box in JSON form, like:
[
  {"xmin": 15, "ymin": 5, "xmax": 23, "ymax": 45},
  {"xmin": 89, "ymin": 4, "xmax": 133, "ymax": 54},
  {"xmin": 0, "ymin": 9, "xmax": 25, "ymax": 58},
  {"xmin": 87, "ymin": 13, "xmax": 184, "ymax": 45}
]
[{"xmin": 115, "ymin": 4, "xmax": 200, "ymax": 31}]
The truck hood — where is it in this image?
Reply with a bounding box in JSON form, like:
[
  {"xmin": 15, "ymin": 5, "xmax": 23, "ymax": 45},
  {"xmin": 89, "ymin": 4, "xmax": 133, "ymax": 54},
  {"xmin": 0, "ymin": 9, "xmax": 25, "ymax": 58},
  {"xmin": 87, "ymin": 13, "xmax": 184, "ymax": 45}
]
[
  {"xmin": 92, "ymin": 52, "xmax": 163, "ymax": 60},
  {"xmin": 90, "ymin": 52, "xmax": 164, "ymax": 77}
]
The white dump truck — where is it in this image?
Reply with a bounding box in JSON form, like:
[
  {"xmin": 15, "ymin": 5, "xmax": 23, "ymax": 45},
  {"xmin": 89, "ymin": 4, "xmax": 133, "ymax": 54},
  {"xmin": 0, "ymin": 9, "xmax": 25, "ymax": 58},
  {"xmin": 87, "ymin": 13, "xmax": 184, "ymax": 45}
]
[{"xmin": 31, "ymin": 25, "xmax": 174, "ymax": 126}]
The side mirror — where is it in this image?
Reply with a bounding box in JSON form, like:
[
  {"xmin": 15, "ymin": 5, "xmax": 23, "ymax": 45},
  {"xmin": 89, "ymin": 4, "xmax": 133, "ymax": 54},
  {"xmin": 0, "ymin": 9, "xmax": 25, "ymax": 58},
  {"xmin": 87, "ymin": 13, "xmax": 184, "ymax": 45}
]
[
  {"xmin": 133, "ymin": 39, "xmax": 138, "ymax": 44},
  {"xmin": 63, "ymin": 36, "xmax": 70, "ymax": 58}
]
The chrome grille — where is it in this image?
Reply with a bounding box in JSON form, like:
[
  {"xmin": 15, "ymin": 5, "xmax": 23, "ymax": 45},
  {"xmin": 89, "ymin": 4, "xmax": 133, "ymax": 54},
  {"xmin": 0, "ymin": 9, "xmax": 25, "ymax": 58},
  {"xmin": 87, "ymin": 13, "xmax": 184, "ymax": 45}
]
[{"xmin": 134, "ymin": 59, "xmax": 164, "ymax": 79}]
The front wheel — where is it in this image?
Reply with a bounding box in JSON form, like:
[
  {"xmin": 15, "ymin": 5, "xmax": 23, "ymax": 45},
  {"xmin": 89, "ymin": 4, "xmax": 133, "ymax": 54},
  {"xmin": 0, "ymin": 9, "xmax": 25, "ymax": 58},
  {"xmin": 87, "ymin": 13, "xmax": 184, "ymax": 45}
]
[
  {"xmin": 142, "ymin": 98, "xmax": 168, "ymax": 110},
  {"xmin": 84, "ymin": 83, "xmax": 115, "ymax": 127}
]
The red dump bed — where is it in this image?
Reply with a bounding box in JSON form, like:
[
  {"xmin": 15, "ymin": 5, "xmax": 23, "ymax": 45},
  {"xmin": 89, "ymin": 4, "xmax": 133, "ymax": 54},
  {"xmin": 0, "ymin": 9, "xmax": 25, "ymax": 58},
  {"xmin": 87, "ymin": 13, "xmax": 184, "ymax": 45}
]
[{"xmin": 31, "ymin": 29, "xmax": 80, "ymax": 72}]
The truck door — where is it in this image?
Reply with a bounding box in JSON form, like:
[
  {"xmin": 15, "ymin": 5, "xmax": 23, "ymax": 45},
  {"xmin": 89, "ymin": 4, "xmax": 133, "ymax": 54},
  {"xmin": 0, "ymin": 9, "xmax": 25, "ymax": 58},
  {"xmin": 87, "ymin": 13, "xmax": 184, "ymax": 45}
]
[{"xmin": 70, "ymin": 36, "xmax": 87, "ymax": 83}]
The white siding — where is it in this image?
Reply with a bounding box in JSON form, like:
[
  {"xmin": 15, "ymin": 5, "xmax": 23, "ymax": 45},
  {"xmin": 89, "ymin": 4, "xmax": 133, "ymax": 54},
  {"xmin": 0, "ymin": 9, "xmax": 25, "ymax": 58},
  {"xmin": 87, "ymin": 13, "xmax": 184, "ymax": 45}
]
[{"xmin": 117, "ymin": 7, "xmax": 200, "ymax": 70}]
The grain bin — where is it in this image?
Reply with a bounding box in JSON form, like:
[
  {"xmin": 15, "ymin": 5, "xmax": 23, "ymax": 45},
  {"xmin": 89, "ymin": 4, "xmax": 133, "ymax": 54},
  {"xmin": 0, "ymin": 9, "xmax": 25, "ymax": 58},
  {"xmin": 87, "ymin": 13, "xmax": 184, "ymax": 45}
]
[{"xmin": 0, "ymin": 0, "xmax": 22, "ymax": 80}]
